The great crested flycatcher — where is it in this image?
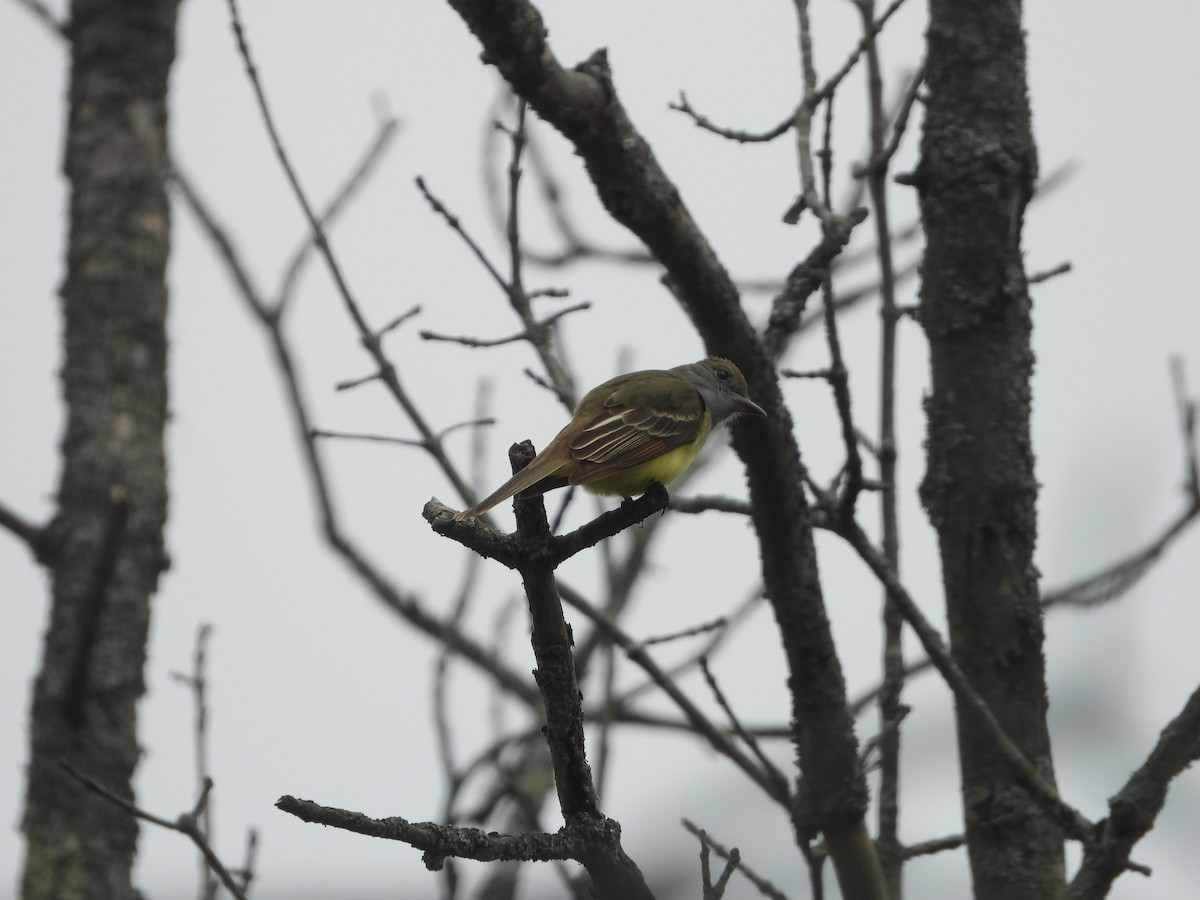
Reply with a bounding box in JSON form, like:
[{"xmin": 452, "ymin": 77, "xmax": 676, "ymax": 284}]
[{"xmin": 454, "ymin": 357, "xmax": 765, "ymax": 520}]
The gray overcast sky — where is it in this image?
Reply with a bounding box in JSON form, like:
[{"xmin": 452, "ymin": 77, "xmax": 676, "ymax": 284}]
[{"xmin": 3, "ymin": 2, "xmax": 1199, "ymax": 898}]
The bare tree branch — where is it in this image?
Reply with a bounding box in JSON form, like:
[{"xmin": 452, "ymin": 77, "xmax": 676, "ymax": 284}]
[
  {"xmin": 825, "ymin": 507, "xmax": 1094, "ymax": 843},
  {"xmin": 12, "ymin": 0, "xmax": 67, "ymax": 36},
  {"xmin": 682, "ymin": 820, "xmax": 791, "ymax": 900},
  {"xmin": 1066, "ymin": 682, "xmax": 1200, "ymax": 898},
  {"xmin": 174, "ymin": 169, "xmax": 541, "ymax": 710},
  {"xmin": 60, "ymin": 764, "xmax": 249, "ymax": 900},
  {"xmin": 0, "ymin": 499, "xmax": 50, "ymax": 563}
]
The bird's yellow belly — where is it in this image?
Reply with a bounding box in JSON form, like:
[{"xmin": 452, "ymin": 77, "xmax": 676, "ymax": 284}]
[{"xmin": 577, "ymin": 431, "xmax": 709, "ymax": 498}]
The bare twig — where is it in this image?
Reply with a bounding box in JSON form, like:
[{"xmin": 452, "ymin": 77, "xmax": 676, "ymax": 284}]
[
  {"xmin": 277, "ymin": 794, "xmax": 624, "ymax": 868},
  {"xmin": 485, "ymin": 93, "xmax": 652, "ymax": 268},
  {"xmin": 822, "ymin": 504, "xmax": 1095, "ymax": 843},
  {"xmin": 1028, "ymin": 261, "xmax": 1073, "ymax": 285},
  {"xmin": 902, "ymin": 834, "xmax": 965, "ymax": 859},
  {"xmin": 700, "ymin": 658, "xmax": 791, "ymax": 798},
  {"xmin": 0, "ymin": 499, "xmax": 49, "ymax": 562},
  {"xmin": 169, "ymin": 624, "xmax": 218, "ymax": 900},
  {"xmin": 274, "ymin": 115, "xmax": 400, "ymax": 311},
  {"xmin": 418, "ymin": 104, "xmax": 577, "ymax": 408},
  {"xmin": 558, "ymin": 584, "xmax": 791, "ymax": 807},
  {"xmin": 13, "ymin": 0, "xmax": 67, "ymax": 36},
  {"xmin": 1045, "ymin": 361, "xmax": 1199, "ymax": 609},
  {"xmin": 1065, "ymin": 682, "xmax": 1200, "ymax": 897},
  {"xmin": 672, "ymin": 0, "xmax": 912, "ymax": 151},
  {"xmin": 763, "ymin": 208, "xmax": 867, "ymax": 358},
  {"xmin": 671, "ymin": 92, "xmax": 795, "ymax": 144},
  {"xmin": 415, "ymin": 175, "xmax": 512, "ymax": 302},
  {"xmin": 667, "ymin": 494, "xmax": 753, "ymax": 516},
  {"xmin": 375, "ymin": 304, "xmax": 422, "ymax": 337},
  {"xmin": 174, "ymin": 169, "xmax": 540, "ymax": 710},
  {"xmin": 60, "ymin": 763, "xmax": 248, "ymax": 900},
  {"xmin": 819, "ymin": 257, "xmax": 865, "ymax": 525},
  {"xmin": 614, "ymin": 585, "xmax": 766, "ymax": 707},
  {"xmin": 433, "ymin": 383, "xmax": 492, "ymax": 800},
  {"xmin": 682, "ymin": 820, "xmax": 791, "ymax": 900},
  {"xmin": 640, "ymin": 616, "xmax": 729, "ymax": 647},
  {"xmin": 854, "ymin": 3, "xmax": 907, "ymax": 891},
  {"xmin": 235, "ymin": 828, "xmax": 259, "ymax": 897},
  {"xmin": 222, "ymin": 0, "xmax": 479, "ymax": 508},
  {"xmin": 810, "ymin": 0, "xmax": 913, "ymax": 109},
  {"xmin": 311, "ymin": 417, "xmax": 495, "ymax": 447},
  {"xmin": 854, "ymin": 63, "xmax": 925, "ymax": 178},
  {"xmin": 1042, "ymin": 503, "xmax": 1199, "ymax": 610},
  {"xmin": 420, "ymin": 301, "xmax": 590, "ymax": 348}
]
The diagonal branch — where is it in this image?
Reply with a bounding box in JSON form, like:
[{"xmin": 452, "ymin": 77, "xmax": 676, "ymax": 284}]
[
  {"xmin": 1066, "ymin": 682, "xmax": 1200, "ymax": 898},
  {"xmin": 174, "ymin": 171, "xmax": 540, "ymax": 710},
  {"xmin": 0, "ymin": 499, "xmax": 51, "ymax": 563},
  {"xmin": 61, "ymin": 763, "xmax": 249, "ymax": 900},
  {"xmin": 277, "ymin": 794, "xmax": 622, "ymax": 869},
  {"xmin": 829, "ymin": 509, "xmax": 1094, "ymax": 843}
]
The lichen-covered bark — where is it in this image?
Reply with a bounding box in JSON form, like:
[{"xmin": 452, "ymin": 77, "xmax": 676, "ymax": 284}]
[
  {"xmin": 916, "ymin": 2, "xmax": 1064, "ymax": 897},
  {"xmin": 20, "ymin": 2, "xmax": 179, "ymax": 897}
]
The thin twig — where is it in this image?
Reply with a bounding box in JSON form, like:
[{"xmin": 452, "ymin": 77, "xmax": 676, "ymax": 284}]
[
  {"xmin": 13, "ymin": 0, "xmax": 67, "ymax": 36},
  {"xmin": 823, "ymin": 504, "xmax": 1095, "ymax": 843},
  {"xmin": 1044, "ymin": 361, "xmax": 1199, "ymax": 608},
  {"xmin": 640, "ymin": 616, "xmax": 729, "ymax": 647},
  {"xmin": 60, "ymin": 763, "xmax": 248, "ymax": 900},
  {"xmin": 700, "ymin": 658, "xmax": 791, "ymax": 798},
  {"xmin": 682, "ymin": 820, "xmax": 791, "ymax": 900},
  {"xmin": 274, "ymin": 115, "xmax": 400, "ymax": 312},
  {"xmin": 276, "ymin": 795, "xmax": 581, "ymax": 864},
  {"xmin": 484, "ymin": 92, "xmax": 652, "ymax": 268},
  {"xmin": 902, "ymin": 834, "xmax": 966, "ymax": 859},
  {"xmin": 420, "ymin": 302, "xmax": 590, "ymax": 348},
  {"xmin": 615, "ymin": 585, "xmax": 765, "ymax": 707},
  {"xmin": 666, "ymin": 493, "xmax": 753, "ymax": 516},
  {"xmin": 169, "ymin": 624, "xmax": 218, "ymax": 900},
  {"xmin": 672, "ymin": 0, "xmax": 912, "ymax": 151},
  {"xmin": 433, "ymin": 383, "xmax": 493, "ymax": 801},
  {"xmin": 854, "ymin": 2, "xmax": 906, "ymax": 890},
  {"xmin": 810, "ymin": 0, "xmax": 913, "ymax": 110},
  {"xmin": 174, "ymin": 169, "xmax": 540, "ymax": 709},
  {"xmin": 0, "ymin": 499, "xmax": 49, "ymax": 562},
  {"xmin": 1065, "ymin": 682, "xmax": 1200, "ymax": 897},
  {"xmin": 671, "ymin": 92, "xmax": 796, "ymax": 144},
  {"xmin": 557, "ymin": 584, "xmax": 790, "ymax": 807},
  {"xmin": 1028, "ymin": 261, "xmax": 1073, "ymax": 284},
  {"xmin": 222, "ymin": 0, "xmax": 479, "ymax": 508},
  {"xmin": 416, "ymin": 175, "xmax": 512, "ymax": 299}
]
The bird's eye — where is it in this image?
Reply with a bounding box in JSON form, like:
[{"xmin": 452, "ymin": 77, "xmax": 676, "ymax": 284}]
[{"xmin": 715, "ymin": 367, "xmax": 730, "ymax": 381}]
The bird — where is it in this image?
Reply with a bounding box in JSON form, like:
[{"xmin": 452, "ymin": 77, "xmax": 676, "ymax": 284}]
[{"xmin": 453, "ymin": 357, "xmax": 765, "ymax": 520}]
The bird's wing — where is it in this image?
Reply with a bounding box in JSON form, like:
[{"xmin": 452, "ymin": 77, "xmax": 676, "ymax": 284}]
[{"xmin": 567, "ymin": 375, "xmax": 704, "ymax": 486}]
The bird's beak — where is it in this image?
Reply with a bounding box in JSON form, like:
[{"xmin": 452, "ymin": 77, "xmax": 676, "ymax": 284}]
[{"xmin": 735, "ymin": 395, "xmax": 767, "ymax": 417}]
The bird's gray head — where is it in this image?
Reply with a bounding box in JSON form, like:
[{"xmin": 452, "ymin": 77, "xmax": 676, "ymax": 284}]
[{"xmin": 676, "ymin": 357, "xmax": 767, "ymax": 426}]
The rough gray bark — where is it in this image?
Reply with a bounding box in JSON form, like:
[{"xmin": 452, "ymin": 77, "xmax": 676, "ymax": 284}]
[
  {"xmin": 20, "ymin": 1, "xmax": 179, "ymax": 897},
  {"xmin": 916, "ymin": 1, "xmax": 1064, "ymax": 897}
]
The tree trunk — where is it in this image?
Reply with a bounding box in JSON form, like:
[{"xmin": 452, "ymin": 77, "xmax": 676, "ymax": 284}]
[
  {"xmin": 20, "ymin": 2, "xmax": 179, "ymax": 897},
  {"xmin": 916, "ymin": 2, "xmax": 1064, "ymax": 898}
]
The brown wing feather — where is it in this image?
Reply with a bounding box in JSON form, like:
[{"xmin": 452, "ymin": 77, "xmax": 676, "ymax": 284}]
[{"xmin": 567, "ymin": 376, "xmax": 703, "ymax": 486}]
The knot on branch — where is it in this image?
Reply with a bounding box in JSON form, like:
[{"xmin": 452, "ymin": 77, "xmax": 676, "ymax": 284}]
[{"xmin": 540, "ymin": 48, "xmax": 608, "ymax": 116}]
